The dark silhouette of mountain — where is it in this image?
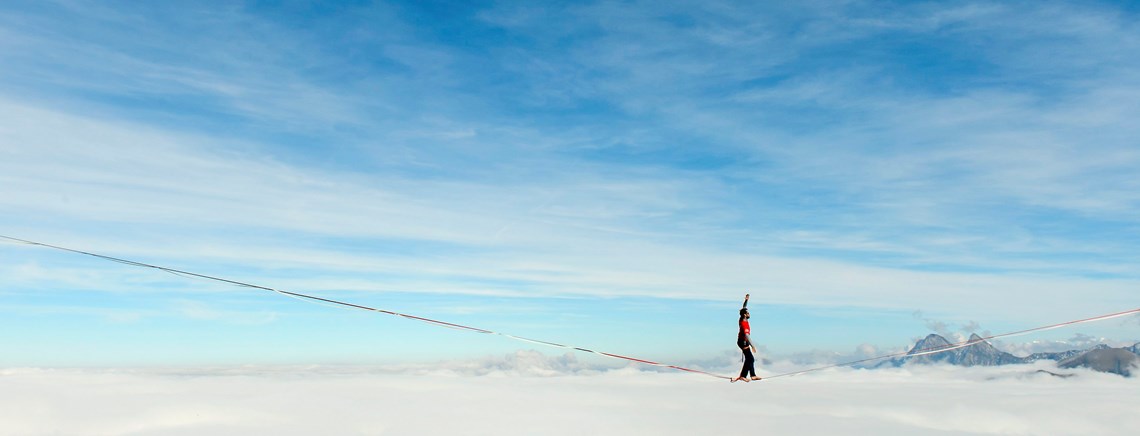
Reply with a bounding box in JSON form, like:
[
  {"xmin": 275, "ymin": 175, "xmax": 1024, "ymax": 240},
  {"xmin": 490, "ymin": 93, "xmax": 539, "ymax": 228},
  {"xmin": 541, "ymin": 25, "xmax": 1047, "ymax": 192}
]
[{"xmin": 1059, "ymin": 348, "xmax": 1138, "ymax": 377}]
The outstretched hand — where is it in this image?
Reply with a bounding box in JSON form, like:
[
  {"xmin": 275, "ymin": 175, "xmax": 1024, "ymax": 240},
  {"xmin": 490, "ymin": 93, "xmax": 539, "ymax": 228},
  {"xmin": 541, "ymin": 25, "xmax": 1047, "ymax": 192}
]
[{"xmin": 745, "ymin": 293, "xmax": 749, "ymax": 300}]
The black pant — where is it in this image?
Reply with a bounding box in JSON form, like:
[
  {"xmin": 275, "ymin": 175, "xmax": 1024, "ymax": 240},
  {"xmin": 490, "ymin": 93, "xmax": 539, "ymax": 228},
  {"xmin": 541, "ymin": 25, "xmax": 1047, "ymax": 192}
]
[{"xmin": 740, "ymin": 347, "xmax": 756, "ymax": 378}]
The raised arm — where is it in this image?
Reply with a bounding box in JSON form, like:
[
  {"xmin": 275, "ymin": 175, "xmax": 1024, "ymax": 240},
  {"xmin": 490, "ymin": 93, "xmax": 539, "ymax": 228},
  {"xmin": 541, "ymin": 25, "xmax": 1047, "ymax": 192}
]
[{"xmin": 743, "ymin": 293, "xmax": 755, "ymax": 352}]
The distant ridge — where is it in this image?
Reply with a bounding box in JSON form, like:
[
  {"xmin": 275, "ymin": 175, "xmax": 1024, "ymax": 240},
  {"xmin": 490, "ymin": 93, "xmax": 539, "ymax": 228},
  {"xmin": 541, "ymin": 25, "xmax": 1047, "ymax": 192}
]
[
  {"xmin": 877, "ymin": 334, "xmax": 1140, "ymax": 377},
  {"xmin": 1024, "ymin": 344, "xmax": 1109, "ymax": 363}
]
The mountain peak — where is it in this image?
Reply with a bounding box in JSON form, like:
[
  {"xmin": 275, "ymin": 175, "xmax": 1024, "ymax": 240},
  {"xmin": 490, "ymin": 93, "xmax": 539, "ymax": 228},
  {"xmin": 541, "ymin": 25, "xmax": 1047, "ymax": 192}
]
[
  {"xmin": 921, "ymin": 333, "xmax": 946, "ymax": 342},
  {"xmin": 908, "ymin": 334, "xmax": 952, "ymax": 355}
]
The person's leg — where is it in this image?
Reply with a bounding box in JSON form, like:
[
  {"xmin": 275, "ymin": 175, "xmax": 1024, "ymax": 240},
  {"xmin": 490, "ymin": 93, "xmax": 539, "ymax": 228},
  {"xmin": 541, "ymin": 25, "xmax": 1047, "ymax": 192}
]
[
  {"xmin": 736, "ymin": 347, "xmax": 750, "ymax": 380},
  {"xmin": 746, "ymin": 349, "xmax": 761, "ymax": 380},
  {"xmin": 742, "ymin": 347, "xmax": 755, "ymax": 378}
]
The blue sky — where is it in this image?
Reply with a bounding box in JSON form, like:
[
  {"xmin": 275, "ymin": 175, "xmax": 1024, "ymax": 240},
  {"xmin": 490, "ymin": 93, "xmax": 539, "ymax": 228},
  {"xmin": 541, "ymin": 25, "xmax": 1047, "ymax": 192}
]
[{"xmin": 1, "ymin": 0, "xmax": 1138, "ymax": 367}]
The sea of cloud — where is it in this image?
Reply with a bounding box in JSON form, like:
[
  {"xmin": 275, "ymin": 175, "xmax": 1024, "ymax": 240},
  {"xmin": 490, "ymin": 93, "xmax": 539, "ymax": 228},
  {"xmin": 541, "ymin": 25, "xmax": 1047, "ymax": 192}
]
[{"xmin": 2, "ymin": 351, "xmax": 1137, "ymax": 436}]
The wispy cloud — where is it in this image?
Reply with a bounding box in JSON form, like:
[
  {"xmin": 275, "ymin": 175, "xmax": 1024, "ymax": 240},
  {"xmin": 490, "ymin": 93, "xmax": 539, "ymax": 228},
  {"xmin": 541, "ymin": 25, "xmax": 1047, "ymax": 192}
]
[{"xmin": 1, "ymin": 0, "xmax": 1138, "ymax": 364}]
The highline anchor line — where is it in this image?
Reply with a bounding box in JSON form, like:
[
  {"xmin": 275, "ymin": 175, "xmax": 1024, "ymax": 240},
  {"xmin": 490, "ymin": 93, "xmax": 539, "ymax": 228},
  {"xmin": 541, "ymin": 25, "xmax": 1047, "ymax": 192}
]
[
  {"xmin": 1, "ymin": 235, "xmax": 731, "ymax": 379},
  {"xmin": 3, "ymin": 235, "xmax": 1138, "ymax": 382}
]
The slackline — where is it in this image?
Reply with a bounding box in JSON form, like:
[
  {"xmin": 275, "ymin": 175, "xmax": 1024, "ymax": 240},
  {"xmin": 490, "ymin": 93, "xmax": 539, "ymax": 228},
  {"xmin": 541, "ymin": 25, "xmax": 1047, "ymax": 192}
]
[{"xmin": 3, "ymin": 235, "xmax": 1136, "ymax": 382}]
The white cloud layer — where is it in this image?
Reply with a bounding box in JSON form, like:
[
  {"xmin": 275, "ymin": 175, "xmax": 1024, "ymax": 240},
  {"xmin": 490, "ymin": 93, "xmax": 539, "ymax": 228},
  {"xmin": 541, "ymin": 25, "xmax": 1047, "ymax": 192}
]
[{"xmin": 2, "ymin": 357, "xmax": 1137, "ymax": 436}]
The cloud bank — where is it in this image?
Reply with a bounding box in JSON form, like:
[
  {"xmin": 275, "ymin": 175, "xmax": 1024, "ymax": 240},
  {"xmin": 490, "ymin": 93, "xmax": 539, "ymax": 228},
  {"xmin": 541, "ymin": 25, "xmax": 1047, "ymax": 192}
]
[{"xmin": 2, "ymin": 358, "xmax": 1137, "ymax": 436}]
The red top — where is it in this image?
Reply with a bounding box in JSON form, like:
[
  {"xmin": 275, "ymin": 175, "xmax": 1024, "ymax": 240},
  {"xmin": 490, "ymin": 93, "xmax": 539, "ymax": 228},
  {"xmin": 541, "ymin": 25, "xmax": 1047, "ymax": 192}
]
[{"xmin": 740, "ymin": 319, "xmax": 750, "ymax": 335}]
